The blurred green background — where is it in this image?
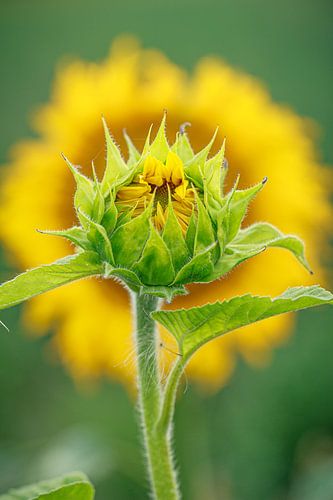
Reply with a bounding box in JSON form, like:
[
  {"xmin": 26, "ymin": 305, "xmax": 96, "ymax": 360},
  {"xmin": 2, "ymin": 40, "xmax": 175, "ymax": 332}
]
[{"xmin": 0, "ymin": 0, "xmax": 332, "ymax": 499}]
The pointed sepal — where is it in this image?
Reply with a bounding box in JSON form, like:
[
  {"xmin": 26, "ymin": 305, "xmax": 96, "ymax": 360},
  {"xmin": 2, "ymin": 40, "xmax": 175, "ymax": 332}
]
[
  {"xmin": 149, "ymin": 113, "xmax": 170, "ymax": 162},
  {"xmin": 172, "ymin": 127, "xmax": 194, "ymax": 163},
  {"xmin": 62, "ymin": 154, "xmax": 95, "ymax": 228},
  {"xmin": 162, "ymin": 201, "xmax": 190, "ymax": 272},
  {"xmin": 101, "ymin": 117, "xmax": 128, "ymax": 192},
  {"xmin": 231, "ymin": 222, "xmax": 312, "ymax": 273},
  {"xmin": 123, "ymin": 129, "xmax": 141, "ymax": 166},
  {"xmin": 38, "ymin": 226, "xmax": 93, "ymax": 251},
  {"xmin": 133, "ymin": 222, "xmax": 175, "ymax": 285},
  {"xmin": 184, "ymin": 128, "xmax": 218, "ymax": 187}
]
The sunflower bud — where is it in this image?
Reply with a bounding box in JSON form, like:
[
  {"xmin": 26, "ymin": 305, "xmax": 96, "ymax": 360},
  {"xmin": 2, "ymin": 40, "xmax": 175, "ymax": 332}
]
[{"xmin": 46, "ymin": 114, "xmax": 308, "ymax": 301}]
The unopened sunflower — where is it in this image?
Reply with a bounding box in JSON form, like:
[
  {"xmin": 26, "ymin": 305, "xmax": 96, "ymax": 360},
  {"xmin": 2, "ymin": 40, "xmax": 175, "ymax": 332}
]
[{"xmin": 0, "ymin": 38, "xmax": 331, "ymax": 389}]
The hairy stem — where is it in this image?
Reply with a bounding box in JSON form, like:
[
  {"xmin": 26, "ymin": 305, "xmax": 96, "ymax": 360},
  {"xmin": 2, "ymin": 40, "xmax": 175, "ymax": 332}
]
[
  {"xmin": 157, "ymin": 358, "xmax": 185, "ymax": 435},
  {"xmin": 132, "ymin": 292, "xmax": 180, "ymax": 500}
]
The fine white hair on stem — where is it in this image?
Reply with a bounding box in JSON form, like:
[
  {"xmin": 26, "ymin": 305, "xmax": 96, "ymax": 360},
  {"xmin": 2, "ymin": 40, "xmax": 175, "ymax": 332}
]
[
  {"xmin": 112, "ymin": 339, "xmax": 137, "ymax": 374},
  {"xmin": 158, "ymin": 341, "xmax": 182, "ymax": 385}
]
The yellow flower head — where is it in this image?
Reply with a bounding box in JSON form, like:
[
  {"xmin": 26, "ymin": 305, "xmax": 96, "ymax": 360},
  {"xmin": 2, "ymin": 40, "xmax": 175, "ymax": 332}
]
[
  {"xmin": 34, "ymin": 115, "xmax": 308, "ymax": 297},
  {"xmin": 116, "ymin": 151, "xmax": 194, "ymax": 232},
  {"xmin": 0, "ymin": 38, "xmax": 331, "ymax": 389}
]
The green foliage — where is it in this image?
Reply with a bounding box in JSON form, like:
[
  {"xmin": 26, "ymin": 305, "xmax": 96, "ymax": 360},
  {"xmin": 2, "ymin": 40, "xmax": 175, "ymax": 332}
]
[
  {"xmin": 0, "ymin": 252, "xmax": 103, "ymax": 310},
  {"xmin": 153, "ymin": 286, "xmax": 333, "ymax": 360},
  {"xmin": 133, "ymin": 223, "xmax": 175, "ymax": 285},
  {"xmin": 0, "ymin": 114, "xmax": 331, "ymax": 500},
  {"xmin": 171, "ymin": 130, "xmax": 194, "ymax": 163},
  {"xmin": 220, "ymin": 179, "xmax": 266, "ymax": 245},
  {"xmin": 39, "ymin": 228, "xmax": 93, "ymax": 252},
  {"xmin": 209, "ymin": 221, "xmax": 311, "ymax": 281},
  {"xmin": 0, "ymin": 3, "xmax": 331, "ymax": 499},
  {"xmin": 110, "ymin": 207, "xmax": 151, "ymax": 268},
  {"xmin": 203, "ymin": 140, "xmax": 225, "ymax": 204},
  {"xmin": 0, "ymin": 472, "xmax": 94, "ymax": 500},
  {"xmin": 14, "ymin": 117, "xmax": 313, "ymax": 300},
  {"xmin": 173, "ymin": 244, "xmax": 215, "ymax": 285},
  {"xmin": 62, "ymin": 156, "xmax": 96, "ymax": 230},
  {"xmin": 149, "ymin": 113, "xmax": 169, "ymax": 161},
  {"xmin": 162, "ymin": 202, "xmax": 190, "ymax": 272},
  {"xmin": 184, "ymin": 128, "xmax": 218, "ymax": 187},
  {"xmin": 101, "ymin": 117, "xmax": 129, "ymax": 191},
  {"xmin": 232, "ymin": 222, "xmax": 312, "ymax": 271}
]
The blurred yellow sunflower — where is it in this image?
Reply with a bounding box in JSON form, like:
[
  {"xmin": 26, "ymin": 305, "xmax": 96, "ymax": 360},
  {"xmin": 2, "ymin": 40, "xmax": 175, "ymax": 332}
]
[{"xmin": 0, "ymin": 38, "xmax": 331, "ymax": 390}]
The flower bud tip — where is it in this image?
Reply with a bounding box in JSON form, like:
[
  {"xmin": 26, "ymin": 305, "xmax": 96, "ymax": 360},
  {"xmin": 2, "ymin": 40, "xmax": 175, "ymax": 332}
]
[{"xmin": 179, "ymin": 122, "xmax": 191, "ymax": 134}]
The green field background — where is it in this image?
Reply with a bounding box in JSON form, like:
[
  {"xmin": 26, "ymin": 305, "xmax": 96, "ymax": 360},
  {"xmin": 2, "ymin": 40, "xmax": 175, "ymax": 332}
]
[{"xmin": 0, "ymin": 1, "xmax": 332, "ymax": 499}]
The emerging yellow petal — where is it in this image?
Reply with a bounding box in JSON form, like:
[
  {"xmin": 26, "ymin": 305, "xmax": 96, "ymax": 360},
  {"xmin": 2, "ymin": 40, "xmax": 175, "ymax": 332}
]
[
  {"xmin": 116, "ymin": 183, "xmax": 150, "ymax": 201},
  {"xmin": 116, "ymin": 151, "xmax": 193, "ymax": 232},
  {"xmin": 154, "ymin": 202, "xmax": 167, "ymax": 231},
  {"xmin": 142, "ymin": 155, "xmax": 165, "ymax": 187},
  {"xmin": 164, "ymin": 151, "xmax": 184, "ymax": 186}
]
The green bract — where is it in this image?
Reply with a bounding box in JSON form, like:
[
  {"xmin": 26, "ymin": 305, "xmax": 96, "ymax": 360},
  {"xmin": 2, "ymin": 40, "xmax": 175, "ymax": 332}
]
[
  {"xmin": 59, "ymin": 115, "xmax": 311, "ymax": 298},
  {"xmin": 2, "ymin": 115, "xmax": 313, "ymax": 304}
]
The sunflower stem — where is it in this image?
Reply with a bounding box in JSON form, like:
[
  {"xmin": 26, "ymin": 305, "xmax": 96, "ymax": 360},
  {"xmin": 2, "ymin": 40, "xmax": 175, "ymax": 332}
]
[
  {"xmin": 132, "ymin": 292, "xmax": 180, "ymax": 500},
  {"xmin": 157, "ymin": 357, "xmax": 185, "ymax": 435}
]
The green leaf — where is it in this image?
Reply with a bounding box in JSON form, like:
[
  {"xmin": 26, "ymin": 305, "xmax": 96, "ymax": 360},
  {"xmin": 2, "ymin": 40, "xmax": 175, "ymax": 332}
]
[
  {"xmin": 38, "ymin": 227, "xmax": 92, "ymax": 251},
  {"xmin": 203, "ymin": 140, "xmax": 225, "ymax": 202},
  {"xmin": 173, "ymin": 244, "xmax": 216, "ymax": 285},
  {"xmin": 153, "ymin": 286, "xmax": 333, "ymax": 359},
  {"xmin": 162, "ymin": 201, "xmax": 190, "ymax": 272},
  {"xmin": 110, "ymin": 206, "xmax": 151, "ymax": 268},
  {"xmin": 208, "ymin": 243, "xmax": 266, "ymax": 280},
  {"xmin": 215, "ymin": 174, "xmax": 239, "ymax": 251},
  {"xmin": 62, "ymin": 155, "xmax": 95, "ymax": 228},
  {"xmin": 171, "ymin": 130, "xmax": 194, "ymax": 163},
  {"xmin": 149, "ymin": 113, "xmax": 169, "ymax": 162},
  {"xmin": 90, "ymin": 163, "xmax": 105, "ymax": 224},
  {"xmin": 0, "ymin": 471, "xmax": 94, "ymax": 500},
  {"xmin": 104, "ymin": 263, "xmax": 143, "ymax": 292},
  {"xmin": 232, "ymin": 222, "xmax": 312, "ymax": 272},
  {"xmin": 123, "ymin": 129, "xmax": 141, "ymax": 166},
  {"xmin": 184, "ymin": 128, "xmax": 218, "ymax": 187},
  {"xmin": 185, "ymin": 212, "xmax": 197, "ymax": 255},
  {"xmin": 193, "ymin": 193, "xmax": 216, "ymax": 255},
  {"xmin": 133, "ymin": 223, "xmax": 175, "ymax": 285},
  {"xmin": 141, "ymin": 124, "xmax": 153, "ymax": 157},
  {"xmin": 222, "ymin": 178, "xmax": 266, "ymax": 244},
  {"xmin": 104, "ymin": 264, "xmax": 187, "ymax": 299},
  {"xmin": 114, "ymin": 208, "xmax": 134, "ymax": 228},
  {"xmin": 0, "ymin": 252, "xmax": 103, "ymax": 311},
  {"xmin": 101, "ymin": 117, "xmax": 128, "ymax": 192},
  {"xmin": 79, "ymin": 211, "xmax": 114, "ymax": 264},
  {"xmin": 101, "ymin": 197, "xmax": 117, "ymax": 235}
]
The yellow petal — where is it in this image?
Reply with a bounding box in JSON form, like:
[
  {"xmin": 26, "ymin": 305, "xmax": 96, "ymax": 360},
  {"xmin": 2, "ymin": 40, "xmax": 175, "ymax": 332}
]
[
  {"xmin": 143, "ymin": 155, "xmax": 165, "ymax": 186},
  {"xmin": 116, "ymin": 184, "xmax": 150, "ymax": 200},
  {"xmin": 165, "ymin": 151, "xmax": 185, "ymax": 186},
  {"xmin": 154, "ymin": 202, "xmax": 167, "ymax": 230},
  {"xmin": 174, "ymin": 182, "xmax": 188, "ymax": 199}
]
